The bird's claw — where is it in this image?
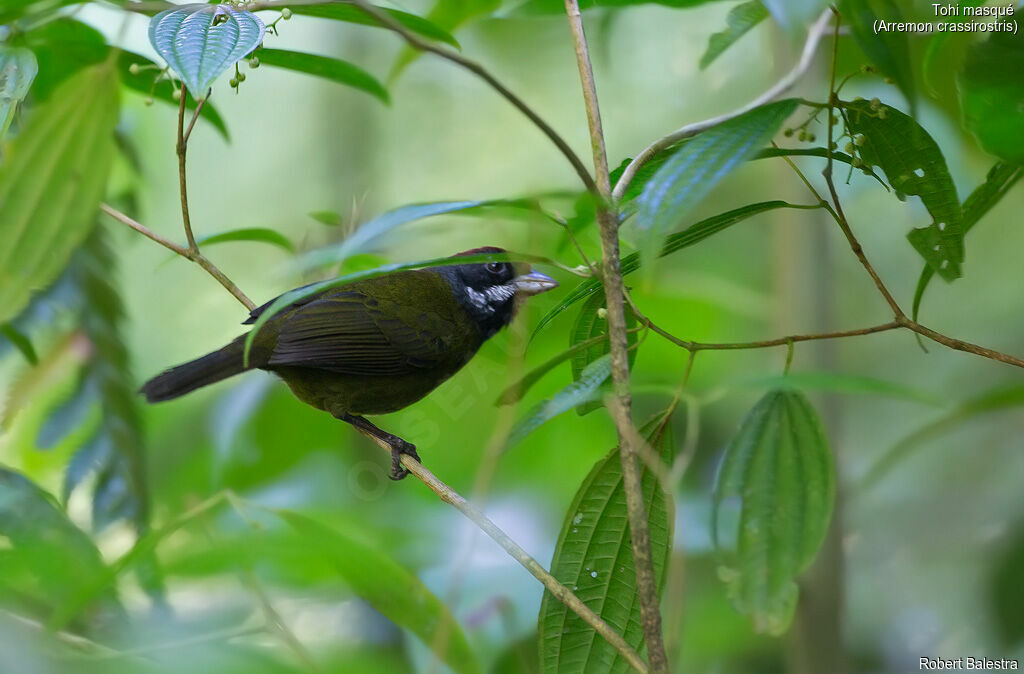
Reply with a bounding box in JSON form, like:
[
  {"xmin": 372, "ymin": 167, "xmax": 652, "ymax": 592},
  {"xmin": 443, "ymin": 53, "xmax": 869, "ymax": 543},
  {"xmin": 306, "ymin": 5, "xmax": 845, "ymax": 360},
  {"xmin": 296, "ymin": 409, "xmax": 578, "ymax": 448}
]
[{"xmin": 389, "ymin": 441, "xmax": 420, "ymax": 481}]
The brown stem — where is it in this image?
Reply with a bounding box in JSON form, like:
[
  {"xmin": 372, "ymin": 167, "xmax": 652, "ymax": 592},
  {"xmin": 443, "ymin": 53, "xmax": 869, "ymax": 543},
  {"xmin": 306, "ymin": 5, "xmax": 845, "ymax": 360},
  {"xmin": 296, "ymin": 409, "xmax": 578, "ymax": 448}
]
[
  {"xmin": 562, "ymin": 0, "xmax": 668, "ymax": 670},
  {"xmin": 176, "ymin": 83, "xmax": 198, "ymax": 253}
]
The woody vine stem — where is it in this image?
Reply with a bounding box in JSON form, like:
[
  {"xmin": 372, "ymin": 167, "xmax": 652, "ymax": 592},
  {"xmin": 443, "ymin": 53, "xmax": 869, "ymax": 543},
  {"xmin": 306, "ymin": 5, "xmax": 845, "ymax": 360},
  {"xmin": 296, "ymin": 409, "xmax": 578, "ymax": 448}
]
[{"xmin": 94, "ymin": 2, "xmax": 1024, "ymax": 673}]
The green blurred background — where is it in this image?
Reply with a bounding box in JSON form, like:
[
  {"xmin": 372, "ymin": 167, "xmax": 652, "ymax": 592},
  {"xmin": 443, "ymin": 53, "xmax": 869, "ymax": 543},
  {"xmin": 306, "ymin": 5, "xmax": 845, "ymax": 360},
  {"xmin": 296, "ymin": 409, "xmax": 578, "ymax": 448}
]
[{"xmin": 1, "ymin": 0, "xmax": 1023, "ymax": 672}]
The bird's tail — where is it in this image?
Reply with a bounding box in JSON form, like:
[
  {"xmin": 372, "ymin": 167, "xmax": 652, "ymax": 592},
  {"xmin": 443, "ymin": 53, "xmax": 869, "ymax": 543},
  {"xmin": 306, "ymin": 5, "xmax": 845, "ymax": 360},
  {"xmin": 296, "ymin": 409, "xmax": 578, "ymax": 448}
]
[{"xmin": 141, "ymin": 337, "xmax": 248, "ymax": 402}]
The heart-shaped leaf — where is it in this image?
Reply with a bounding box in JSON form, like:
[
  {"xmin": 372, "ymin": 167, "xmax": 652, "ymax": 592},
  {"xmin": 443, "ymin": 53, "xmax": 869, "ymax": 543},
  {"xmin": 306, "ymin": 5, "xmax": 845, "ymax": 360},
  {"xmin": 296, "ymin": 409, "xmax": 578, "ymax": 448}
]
[
  {"xmin": 0, "ymin": 46, "xmax": 38, "ymax": 140},
  {"xmin": 149, "ymin": 3, "xmax": 265, "ymax": 99}
]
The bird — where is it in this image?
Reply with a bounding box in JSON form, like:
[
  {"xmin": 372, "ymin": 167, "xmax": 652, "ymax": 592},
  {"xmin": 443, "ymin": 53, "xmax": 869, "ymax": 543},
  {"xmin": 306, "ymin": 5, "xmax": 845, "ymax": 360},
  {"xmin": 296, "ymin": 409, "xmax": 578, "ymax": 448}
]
[{"xmin": 140, "ymin": 247, "xmax": 558, "ymax": 480}]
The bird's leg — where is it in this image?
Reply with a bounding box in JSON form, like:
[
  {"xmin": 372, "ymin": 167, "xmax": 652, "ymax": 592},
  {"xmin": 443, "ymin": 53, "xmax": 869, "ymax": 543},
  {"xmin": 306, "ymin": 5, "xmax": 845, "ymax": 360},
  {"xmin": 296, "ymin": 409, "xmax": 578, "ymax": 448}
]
[{"xmin": 337, "ymin": 413, "xmax": 421, "ymax": 481}]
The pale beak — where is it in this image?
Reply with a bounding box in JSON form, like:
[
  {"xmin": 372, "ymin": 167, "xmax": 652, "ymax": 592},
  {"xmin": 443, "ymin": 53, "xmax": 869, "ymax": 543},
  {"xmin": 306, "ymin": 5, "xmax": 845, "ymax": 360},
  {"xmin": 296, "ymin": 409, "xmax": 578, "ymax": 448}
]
[{"xmin": 513, "ymin": 270, "xmax": 559, "ymax": 296}]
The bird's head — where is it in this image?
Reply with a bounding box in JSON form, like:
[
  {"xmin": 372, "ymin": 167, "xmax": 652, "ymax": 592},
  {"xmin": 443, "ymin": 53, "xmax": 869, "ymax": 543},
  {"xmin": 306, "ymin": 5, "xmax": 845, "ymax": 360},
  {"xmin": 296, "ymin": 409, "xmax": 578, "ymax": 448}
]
[{"xmin": 438, "ymin": 246, "xmax": 559, "ymax": 337}]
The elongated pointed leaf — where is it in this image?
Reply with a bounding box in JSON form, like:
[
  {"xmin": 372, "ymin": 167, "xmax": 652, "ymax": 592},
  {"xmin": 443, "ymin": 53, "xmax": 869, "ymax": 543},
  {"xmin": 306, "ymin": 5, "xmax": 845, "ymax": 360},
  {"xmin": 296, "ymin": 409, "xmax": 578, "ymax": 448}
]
[
  {"xmin": 912, "ymin": 162, "xmax": 1023, "ymax": 319},
  {"xmin": 0, "ymin": 46, "xmax": 37, "ymax": 140},
  {"xmin": 0, "ymin": 62, "xmax": 119, "ymax": 325},
  {"xmin": 958, "ymin": 27, "xmax": 1024, "ymax": 163},
  {"xmin": 279, "ymin": 511, "xmax": 483, "ymax": 674},
  {"xmin": 539, "ymin": 413, "xmax": 674, "ymax": 673},
  {"xmin": 712, "ymin": 389, "xmax": 835, "ymax": 635},
  {"xmin": 506, "ymin": 355, "xmax": 612, "ymax": 448},
  {"xmin": 844, "ymin": 99, "xmax": 962, "ymax": 280},
  {"xmin": 841, "ymin": 0, "xmax": 915, "ymax": 108},
  {"xmin": 700, "ymin": 1, "xmax": 768, "ymax": 69},
  {"xmin": 194, "ymin": 227, "xmax": 295, "ymax": 253},
  {"xmin": 0, "ymin": 323, "xmax": 38, "ymax": 365},
  {"xmin": 635, "ymin": 99, "xmax": 798, "ymax": 269},
  {"xmin": 288, "ymin": 4, "xmax": 459, "ymax": 48},
  {"xmin": 256, "ymin": 48, "xmax": 388, "ymax": 103},
  {"xmin": 532, "ymin": 201, "xmax": 809, "ymax": 339},
  {"xmin": 149, "ymin": 4, "xmax": 265, "ymax": 99}
]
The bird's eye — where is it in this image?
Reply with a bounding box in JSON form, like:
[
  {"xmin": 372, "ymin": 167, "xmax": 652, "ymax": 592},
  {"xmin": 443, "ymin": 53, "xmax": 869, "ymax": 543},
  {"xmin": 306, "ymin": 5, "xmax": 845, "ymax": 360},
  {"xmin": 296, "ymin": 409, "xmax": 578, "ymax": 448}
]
[{"xmin": 486, "ymin": 262, "xmax": 505, "ymax": 275}]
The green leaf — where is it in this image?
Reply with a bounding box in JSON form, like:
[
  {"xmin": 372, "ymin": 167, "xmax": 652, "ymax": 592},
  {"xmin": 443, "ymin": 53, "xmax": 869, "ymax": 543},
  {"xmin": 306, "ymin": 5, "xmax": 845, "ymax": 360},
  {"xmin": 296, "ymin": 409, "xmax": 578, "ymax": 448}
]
[
  {"xmin": 701, "ymin": 1, "xmax": 768, "ymax": 69},
  {"xmin": 0, "ymin": 323, "xmax": 38, "ymax": 365},
  {"xmin": 193, "ymin": 227, "xmax": 295, "ymax": 253},
  {"xmin": 119, "ymin": 51, "xmax": 230, "ymax": 140},
  {"xmin": 635, "ymin": 99, "xmax": 798, "ymax": 271},
  {"xmin": 0, "ymin": 467, "xmax": 122, "ymax": 620},
  {"xmin": 295, "ymin": 201, "xmax": 482, "ymax": 271},
  {"xmin": 570, "ymin": 292, "xmax": 637, "ymax": 415},
  {"xmin": 506, "ymin": 355, "xmax": 612, "ymax": 448},
  {"xmin": 149, "ymin": 4, "xmax": 265, "ymax": 99},
  {"xmin": 856, "ymin": 384, "xmax": 1024, "ymax": 494},
  {"xmin": 844, "ymin": 99, "xmax": 963, "ymax": 281},
  {"xmin": 712, "ymin": 389, "xmax": 835, "ymax": 635},
  {"xmin": 256, "ymin": 48, "xmax": 388, "ymax": 103},
  {"xmin": 532, "ymin": 201, "xmax": 809, "ymax": 340},
  {"xmin": 278, "ymin": 510, "xmax": 483, "ymax": 674},
  {"xmin": 0, "ymin": 47, "xmax": 38, "ymax": 141},
  {"xmin": 958, "ymin": 26, "xmax": 1024, "ymax": 163},
  {"xmin": 841, "ymin": 0, "xmax": 915, "ymax": 108},
  {"xmin": 308, "ymin": 209, "xmax": 343, "ymax": 226},
  {"xmin": 0, "ymin": 62, "xmax": 119, "ymax": 326},
  {"xmin": 912, "ymin": 162, "xmax": 1023, "ymax": 320},
  {"xmin": 0, "ymin": 0, "xmax": 80, "ymax": 25},
  {"xmin": 288, "ymin": 4, "xmax": 459, "ymax": 48},
  {"xmin": 539, "ymin": 412, "xmax": 674, "ymax": 673}
]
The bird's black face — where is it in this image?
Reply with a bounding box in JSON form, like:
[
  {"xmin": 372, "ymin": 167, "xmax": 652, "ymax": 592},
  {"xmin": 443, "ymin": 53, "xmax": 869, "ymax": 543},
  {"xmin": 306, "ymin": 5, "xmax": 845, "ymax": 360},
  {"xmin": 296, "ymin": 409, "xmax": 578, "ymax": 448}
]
[{"xmin": 439, "ymin": 249, "xmax": 558, "ymax": 338}]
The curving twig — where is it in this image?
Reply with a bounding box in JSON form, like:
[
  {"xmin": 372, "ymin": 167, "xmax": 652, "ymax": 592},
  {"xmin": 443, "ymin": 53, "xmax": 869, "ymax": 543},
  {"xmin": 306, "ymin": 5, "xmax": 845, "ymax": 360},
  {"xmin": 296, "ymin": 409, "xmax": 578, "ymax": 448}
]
[{"xmin": 611, "ymin": 9, "xmax": 834, "ymax": 202}]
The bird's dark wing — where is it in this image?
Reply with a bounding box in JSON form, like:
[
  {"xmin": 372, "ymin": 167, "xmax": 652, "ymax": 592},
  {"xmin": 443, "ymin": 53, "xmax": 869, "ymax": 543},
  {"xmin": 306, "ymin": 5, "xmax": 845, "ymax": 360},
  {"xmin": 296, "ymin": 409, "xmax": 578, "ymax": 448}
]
[{"xmin": 266, "ymin": 292, "xmax": 455, "ymax": 376}]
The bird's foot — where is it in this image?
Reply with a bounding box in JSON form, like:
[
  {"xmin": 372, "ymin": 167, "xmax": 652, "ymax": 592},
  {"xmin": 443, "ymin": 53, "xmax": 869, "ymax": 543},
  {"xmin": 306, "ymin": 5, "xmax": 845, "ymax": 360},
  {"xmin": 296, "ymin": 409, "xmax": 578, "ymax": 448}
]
[{"xmin": 389, "ymin": 440, "xmax": 420, "ymax": 481}]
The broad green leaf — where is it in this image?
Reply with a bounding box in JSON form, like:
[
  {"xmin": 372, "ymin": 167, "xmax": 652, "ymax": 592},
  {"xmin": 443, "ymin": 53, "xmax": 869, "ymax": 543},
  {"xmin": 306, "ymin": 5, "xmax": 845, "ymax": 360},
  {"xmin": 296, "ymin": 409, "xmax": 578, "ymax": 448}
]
[
  {"xmin": 194, "ymin": 227, "xmax": 295, "ymax": 253},
  {"xmin": 841, "ymin": 0, "xmax": 915, "ymax": 108},
  {"xmin": 734, "ymin": 371, "xmax": 942, "ymax": 406},
  {"xmin": 0, "ymin": 323, "xmax": 38, "ymax": 365},
  {"xmin": 244, "ymin": 250, "xmax": 557, "ymax": 365},
  {"xmin": 149, "ymin": 4, "xmax": 265, "ymax": 99},
  {"xmin": 506, "ymin": 355, "xmax": 612, "ymax": 448},
  {"xmin": 0, "ymin": 63, "xmax": 119, "ymax": 326},
  {"xmin": 958, "ymin": 27, "xmax": 1024, "ymax": 163},
  {"xmin": 288, "ymin": 4, "xmax": 459, "ymax": 48},
  {"xmin": 0, "ymin": 468, "xmax": 122, "ymax": 622},
  {"xmin": 712, "ymin": 389, "xmax": 835, "ymax": 635},
  {"xmin": 539, "ymin": 412, "xmax": 674, "ymax": 673},
  {"xmin": 700, "ymin": 1, "xmax": 768, "ymax": 69},
  {"xmin": 532, "ymin": 201, "xmax": 810, "ymax": 340},
  {"xmin": 0, "ymin": 47, "xmax": 37, "ymax": 140},
  {"xmin": 635, "ymin": 99, "xmax": 798, "ymax": 270},
  {"xmin": 912, "ymin": 162, "xmax": 1023, "ymax": 320},
  {"xmin": 856, "ymin": 384, "xmax": 1024, "ymax": 494},
  {"xmin": 570, "ymin": 292, "xmax": 636, "ymax": 415},
  {"xmin": 844, "ymin": 99, "xmax": 962, "ymax": 281},
  {"xmin": 279, "ymin": 510, "xmax": 483, "ymax": 674},
  {"xmin": 256, "ymin": 48, "xmax": 388, "ymax": 104},
  {"xmin": 119, "ymin": 51, "xmax": 229, "ymax": 140}
]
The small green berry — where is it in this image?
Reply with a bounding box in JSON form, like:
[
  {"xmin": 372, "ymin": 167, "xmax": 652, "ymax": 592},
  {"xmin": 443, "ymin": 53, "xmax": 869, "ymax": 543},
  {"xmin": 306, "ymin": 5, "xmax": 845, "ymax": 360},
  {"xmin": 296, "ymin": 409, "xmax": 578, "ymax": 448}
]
[
  {"xmin": 844, "ymin": 142, "xmax": 855, "ymax": 154},
  {"xmin": 172, "ymin": 88, "xmax": 181, "ymax": 101},
  {"xmin": 806, "ymin": 133, "xmax": 816, "ymax": 143},
  {"xmin": 829, "ymin": 141, "xmax": 837, "ymax": 150},
  {"xmin": 281, "ymin": 7, "xmax": 292, "ymax": 18},
  {"xmin": 229, "ymin": 77, "xmax": 239, "ymax": 88},
  {"xmin": 784, "ymin": 128, "xmax": 794, "ymax": 137},
  {"xmin": 236, "ymin": 72, "xmax": 246, "ymax": 82},
  {"xmin": 854, "ymin": 134, "xmax": 866, "ymax": 147},
  {"xmin": 852, "ymin": 157, "xmax": 863, "ymax": 168},
  {"xmin": 128, "ymin": 63, "xmax": 141, "ymax": 76},
  {"xmin": 870, "ymin": 97, "xmax": 881, "ymax": 110},
  {"xmin": 597, "ymin": 307, "xmax": 608, "ymax": 320},
  {"xmin": 798, "ymin": 130, "xmax": 807, "ymax": 141},
  {"xmin": 249, "ymin": 56, "xmax": 260, "ymax": 68},
  {"xmin": 878, "ymin": 109, "xmax": 887, "ymax": 120},
  {"xmin": 144, "ymin": 96, "xmax": 154, "ymax": 106}
]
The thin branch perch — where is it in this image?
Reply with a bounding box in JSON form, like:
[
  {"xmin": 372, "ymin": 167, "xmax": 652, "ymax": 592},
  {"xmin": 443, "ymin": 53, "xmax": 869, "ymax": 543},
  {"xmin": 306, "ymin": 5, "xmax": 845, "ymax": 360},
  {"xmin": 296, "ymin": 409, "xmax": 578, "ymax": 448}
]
[{"xmin": 562, "ymin": 0, "xmax": 669, "ymax": 670}]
